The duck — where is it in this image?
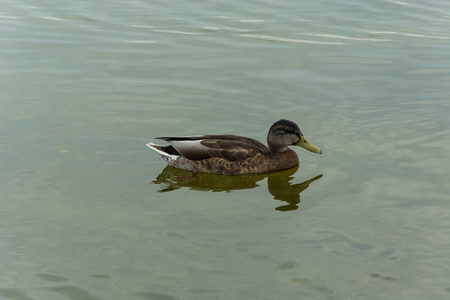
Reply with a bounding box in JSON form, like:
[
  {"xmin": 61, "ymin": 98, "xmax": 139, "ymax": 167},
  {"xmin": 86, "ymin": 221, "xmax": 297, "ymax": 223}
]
[{"xmin": 146, "ymin": 119, "xmax": 322, "ymax": 176}]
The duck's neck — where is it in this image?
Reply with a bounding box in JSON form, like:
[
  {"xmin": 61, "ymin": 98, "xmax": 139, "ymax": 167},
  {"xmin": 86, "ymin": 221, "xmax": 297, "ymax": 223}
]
[
  {"xmin": 267, "ymin": 133, "xmax": 289, "ymax": 153},
  {"xmin": 267, "ymin": 138, "xmax": 290, "ymax": 153},
  {"xmin": 269, "ymin": 144, "xmax": 289, "ymax": 153},
  {"xmin": 271, "ymin": 148, "xmax": 299, "ymax": 171}
]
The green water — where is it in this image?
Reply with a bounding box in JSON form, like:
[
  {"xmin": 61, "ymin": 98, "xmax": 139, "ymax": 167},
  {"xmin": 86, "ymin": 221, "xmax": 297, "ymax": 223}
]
[{"xmin": 2, "ymin": 0, "xmax": 450, "ymax": 299}]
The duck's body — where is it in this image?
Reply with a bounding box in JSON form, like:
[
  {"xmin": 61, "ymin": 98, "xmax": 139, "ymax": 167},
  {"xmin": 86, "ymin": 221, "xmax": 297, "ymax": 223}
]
[{"xmin": 147, "ymin": 119, "xmax": 322, "ymax": 176}]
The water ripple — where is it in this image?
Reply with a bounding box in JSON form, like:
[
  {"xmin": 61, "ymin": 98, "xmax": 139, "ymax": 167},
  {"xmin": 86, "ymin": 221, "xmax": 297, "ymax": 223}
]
[
  {"xmin": 239, "ymin": 34, "xmax": 344, "ymax": 45},
  {"xmin": 311, "ymin": 33, "xmax": 392, "ymax": 42},
  {"xmin": 153, "ymin": 29, "xmax": 200, "ymax": 35},
  {"xmin": 124, "ymin": 40, "xmax": 155, "ymax": 44},
  {"xmin": 372, "ymin": 31, "xmax": 450, "ymax": 40},
  {"xmin": 239, "ymin": 19, "xmax": 263, "ymax": 23},
  {"xmin": 41, "ymin": 16, "xmax": 63, "ymax": 21}
]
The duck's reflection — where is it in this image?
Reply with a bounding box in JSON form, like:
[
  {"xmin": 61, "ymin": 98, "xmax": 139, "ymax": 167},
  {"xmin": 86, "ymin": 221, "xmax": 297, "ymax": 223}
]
[{"xmin": 152, "ymin": 166, "xmax": 323, "ymax": 211}]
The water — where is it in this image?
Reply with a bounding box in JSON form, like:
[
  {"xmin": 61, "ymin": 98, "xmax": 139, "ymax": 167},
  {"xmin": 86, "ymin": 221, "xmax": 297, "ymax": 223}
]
[{"xmin": 1, "ymin": 0, "xmax": 450, "ymax": 299}]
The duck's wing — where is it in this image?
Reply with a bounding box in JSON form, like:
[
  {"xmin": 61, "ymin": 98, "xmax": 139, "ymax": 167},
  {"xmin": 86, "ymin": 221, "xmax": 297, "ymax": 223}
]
[{"xmin": 156, "ymin": 135, "xmax": 268, "ymax": 161}]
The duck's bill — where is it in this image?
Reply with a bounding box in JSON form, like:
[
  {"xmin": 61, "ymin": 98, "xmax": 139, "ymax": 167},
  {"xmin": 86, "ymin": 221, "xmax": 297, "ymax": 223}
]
[{"xmin": 296, "ymin": 136, "xmax": 322, "ymax": 154}]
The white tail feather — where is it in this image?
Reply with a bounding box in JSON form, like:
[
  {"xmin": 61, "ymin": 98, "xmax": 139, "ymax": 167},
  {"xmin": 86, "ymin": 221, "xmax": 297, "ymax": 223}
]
[
  {"xmin": 146, "ymin": 142, "xmax": 181, "ymax": 167},
  {"xmin": 146, "ymin": 142, "xmax": 168, "ymax": 156}
]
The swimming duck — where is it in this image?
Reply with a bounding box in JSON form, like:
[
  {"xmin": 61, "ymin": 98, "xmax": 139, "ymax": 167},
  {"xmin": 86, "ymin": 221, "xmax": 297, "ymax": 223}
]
[{"xmin": 146, "ymin": 119, "xmax": 322, "ymax": 175}]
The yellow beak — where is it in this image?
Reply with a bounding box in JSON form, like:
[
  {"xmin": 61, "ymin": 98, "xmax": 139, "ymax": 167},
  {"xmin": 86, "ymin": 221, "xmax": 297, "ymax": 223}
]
[{"xmin": 295, "ymin": 136, "xmax": 322, "ymax": 154}]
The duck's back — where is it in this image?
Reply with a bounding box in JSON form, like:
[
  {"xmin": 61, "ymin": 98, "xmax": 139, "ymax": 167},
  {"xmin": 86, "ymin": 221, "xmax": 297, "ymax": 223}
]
[{"xmin": 157, "ymin": 135, "xmax": 269, "ymax": 162}]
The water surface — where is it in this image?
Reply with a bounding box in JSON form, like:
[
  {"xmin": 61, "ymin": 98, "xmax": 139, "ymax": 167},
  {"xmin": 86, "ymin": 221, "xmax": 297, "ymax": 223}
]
[{"xmin": 1, "ymin": 0, "xmax": 450, "ymax": 299}]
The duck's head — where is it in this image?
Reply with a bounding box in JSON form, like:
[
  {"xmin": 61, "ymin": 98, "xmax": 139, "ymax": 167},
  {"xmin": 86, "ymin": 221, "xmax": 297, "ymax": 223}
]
[{"xmin": 267, "ymin": 119, "xmax": 322, "ymax": 154}]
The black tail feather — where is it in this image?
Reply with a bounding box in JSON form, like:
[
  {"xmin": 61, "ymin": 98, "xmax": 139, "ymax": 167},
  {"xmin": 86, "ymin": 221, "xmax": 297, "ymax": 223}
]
[{"xmin": 159, "ymin": 145, "xmax": 180, "ymax": 156}]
